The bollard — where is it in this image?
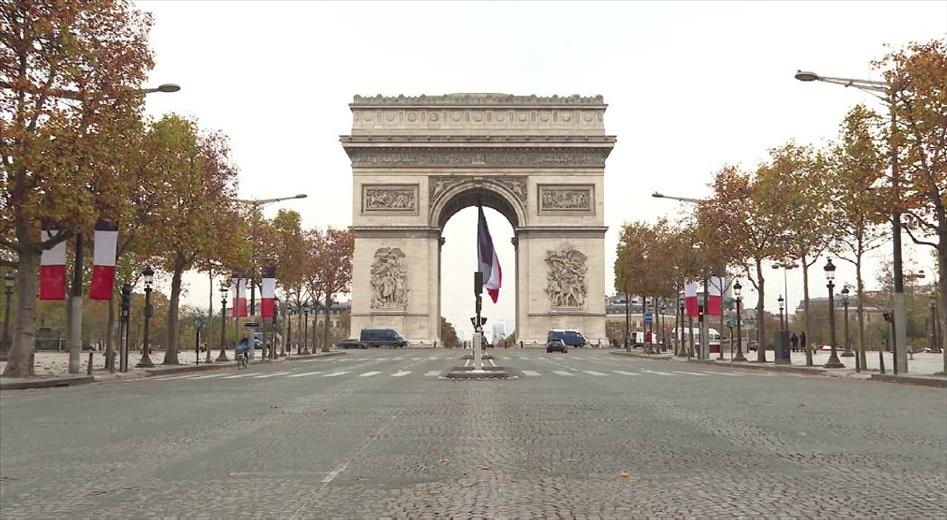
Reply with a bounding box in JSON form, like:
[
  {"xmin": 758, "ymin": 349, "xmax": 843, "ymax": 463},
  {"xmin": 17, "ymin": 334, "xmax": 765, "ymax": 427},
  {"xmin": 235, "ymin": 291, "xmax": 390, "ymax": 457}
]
[{"xmin": 87, "ymin": 351, "xmax": 93, "ymax": 375}]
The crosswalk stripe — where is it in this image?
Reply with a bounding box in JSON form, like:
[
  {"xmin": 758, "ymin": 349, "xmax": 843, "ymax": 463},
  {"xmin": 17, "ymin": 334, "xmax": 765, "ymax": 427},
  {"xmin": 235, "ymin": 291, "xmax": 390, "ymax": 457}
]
[
  {"xmin": 424, "ymin": 370, "xmax": 440, "ymax": 377},
  {"xmin": 428, "ymin": 357, "xmax": 438, "ymax": 360},
  {"xmin": 255, "ymin": 371, "xmax": 292, "ymax": 379},
  {"xmin": 612, "ymin": 370, "xmax": 640, "ymax": 376},
  {"xmin": 392, "ymin": 357, "xmax": 404, "ymax": 360},
  {"xmin": 411, "ymin": 357, "xmax": 422, "ymax": 360},
  {"xmin": 582, "ymin": 370, "xmax": 607, "ymax": 376},
  {"xmin": 287, "ymin": 370, "xmax": 323, "ymax": 378},
  {"xmin": 188, "ymin": 373, "xmax": 226, "ymax": 380},
  {"xmin": 359, "ymin": 371, "xmax": 381, "ymax": 377},
  {"xmin": 324, "ymin": 371, "xmax": 350, "ymax": 377},
  {"xmin": 519, "ymin": 357, "xmax": 528, "ymax": 360},
  {"xmin": 522, "ymin": 370, "xmax": 541, "ymax": 376},
  {"xmin": 641, "ymin": 369, "xmax": 675, "ymax": 376},
  {"xmin": 711, "ymin": 372, "xmax": 744, "ymax": 377},
  {"xmin": 376, "ymin": 357, "xmax": 388, "ymax": 360},
  {"xmin": 220, "ymin": 373, "xmax": 256, "ymax": 379},
  {"xmin": 392, "ymin": 371, "xmax": 411, "ymax": 377},
  {"xmin": 553, "ymin": 370, "xmax": 574, "ymax": 376},
  {"xmin": 672, "ymin": 371, "xmax": 707, "ymax": 376}
]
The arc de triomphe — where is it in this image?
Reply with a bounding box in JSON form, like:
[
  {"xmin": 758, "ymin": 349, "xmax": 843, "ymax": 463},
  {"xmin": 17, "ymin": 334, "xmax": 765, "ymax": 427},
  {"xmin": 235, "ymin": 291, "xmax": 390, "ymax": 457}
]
[{"xmin": 341, "ymin": 94, "xmax": 616, "ymax": 344}]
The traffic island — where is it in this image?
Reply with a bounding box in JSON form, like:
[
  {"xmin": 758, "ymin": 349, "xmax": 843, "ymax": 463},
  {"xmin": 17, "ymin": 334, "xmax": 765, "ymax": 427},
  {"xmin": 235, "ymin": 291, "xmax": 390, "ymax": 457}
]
[{"xmin": 445, "ymin": 365, "xmax": 512, "ymax": 379}]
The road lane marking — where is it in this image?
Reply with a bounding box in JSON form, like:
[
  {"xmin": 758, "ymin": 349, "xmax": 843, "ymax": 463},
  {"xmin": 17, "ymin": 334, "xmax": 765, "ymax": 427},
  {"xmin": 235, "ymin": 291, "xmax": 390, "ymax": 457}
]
[
  {"xmin": 287, "ymin": 370, "xmax": 323, "ymax": 378},
  {"xmin": 672, "ymin": 371, "xmax": 707, "ymax": 376},
  {"xmin": 359, "ymin": 371, "xmax": 381, "ymax": 377},
  {"xmin": 519, "ymin": 356, "xmax": 528, "ymax": 360},
  {"xmin": 392, "ymin": 371, "xmax": 411, "ymax": 377},
  {"xmin": 612, "ymin": 370, "xmax": 640, "ymax": 376},
  {"xmin": 553, "ymin": 370, "xmax": 574, "ymax": 376},
  {"xmin": 411, "ymin": 357, "xmax": 422, "ymax": 360},
  {"xmin": 188, "ymin": 373, "xmax": 227, "ymax": 380},
  {"xmin": 641, "ymin": 369, "xmax": 675, "ymax": 376},
  {"xmin": 392, "ymin": 356, "xmax": 404, "ymax": 360},
  {"xmin": 522, "ymin": 370, "xmax": 541, "ymax": 376},
  {"xmin": 220, "ymin": 373, "xmax": 256, "ymax": 379},
  {"xmin": 424, "ymin": 370, "xmax": 440, "ymax": 377},
  {"xmin": 711, "ymin": 372, "xmax": 745, "ymax": 377},
  {"xmin": 255, "ymin": 371, "xmax": 292, "ymax": 379},
  {"xmin": 323, "ymin": 371, "xmax": 350, "ymax": 377},
  {"xmin": 582, "ymin": 370, "xmax": 607, "ymax": 376},
  {"xmin": 428, "ymin": 356, "xmax": 438, "ymax": 360}
]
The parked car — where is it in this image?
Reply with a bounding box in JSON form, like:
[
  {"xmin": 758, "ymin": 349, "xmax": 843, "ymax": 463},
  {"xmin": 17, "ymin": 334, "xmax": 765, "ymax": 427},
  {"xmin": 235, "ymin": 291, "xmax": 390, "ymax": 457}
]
[
  {"xmin": 336, "ymin": 338, "xmax": 366, "ymax": 349},
  {"xmin": 547, "ymin": 329, "xmax": 587, "ymax": 348},
  {"xmin": 547, "ymin": 338, "xmax": 568, "ymax": 354}
]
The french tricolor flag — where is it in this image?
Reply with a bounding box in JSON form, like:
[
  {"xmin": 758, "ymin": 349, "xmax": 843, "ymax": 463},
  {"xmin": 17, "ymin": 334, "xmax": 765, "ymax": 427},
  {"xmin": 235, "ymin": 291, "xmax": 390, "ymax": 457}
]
[
  {"xmin": 684, "ymin": 281, "xmax": 699, "ymax": 317},
  {"xmin": 260, "ymin": 265, "xmax": 276, "ymax": 319},
  {"xmin": 707, "ymin": 275, "xmax": 724, "ymax": 316},
  {"xmin": 39, "ymin": 227, "xmax": 66, "ymax": 301},
  {"xmin": 89, "ymin": 221, "xmax": 119, "ymax": 300},
  {"xmin": 477, "ymin": 206, "xmax": 502, "ymax": 303},
  {"xmin": 231, "ymin": 274, "xmax": 248, "ymax": 317}
]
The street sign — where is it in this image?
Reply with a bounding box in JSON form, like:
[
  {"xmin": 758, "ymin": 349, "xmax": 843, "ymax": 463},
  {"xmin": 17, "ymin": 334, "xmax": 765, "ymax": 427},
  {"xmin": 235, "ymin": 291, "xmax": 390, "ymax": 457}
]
[
  {"xmin": 193, "ymin": 319, "xmax": 204, "ymax": 330},
  {"xmin": 644, "ymin": 312, "xmax": 653, "ymax": 325},
  {"xmin": 243, "ymin": 321, "xmax": 260, "ymax": 328}
]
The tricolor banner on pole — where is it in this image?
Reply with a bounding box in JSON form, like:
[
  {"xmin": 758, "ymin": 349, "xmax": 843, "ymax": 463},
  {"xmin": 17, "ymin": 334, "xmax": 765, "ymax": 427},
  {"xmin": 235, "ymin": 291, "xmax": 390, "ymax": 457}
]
[
  {"xmin": 477, "ymin": 205, "xmax": 502, "ymax": 303},
  {"xmin": 260, "ymin": 265, "xmax": 276, "ymax": 319},
  {"xmin": 707, "ymin": 275, "xmax": 724, "ymax": 316},
  {"xmin": 231, "ymin": 274, "xmax": 248, "ymax": 317},
  {"xmin": 89, "ymin": 220, "xmax": 119, "ymax": 300},
  {"xmin": 684, "ymin": 281, "xmax": 699, "ymax": 317},
  {"xmin": 39, "ymin": 227, "xmax": 67, "ymax": 301}
]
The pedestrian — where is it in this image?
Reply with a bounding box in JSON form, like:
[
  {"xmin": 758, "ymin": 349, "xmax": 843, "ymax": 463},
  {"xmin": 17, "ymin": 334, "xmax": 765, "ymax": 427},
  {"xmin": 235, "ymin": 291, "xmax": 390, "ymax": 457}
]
[
  {"xmin": 799, "ymin": 331, "xmax": 807, "ymax": 354},
  {"xmin": 236, "ymin": 336, "xmax": 250, "ymax": 368},
  {"xmin": 790, "ymin": 333, "xmax": 799, "ymax": 352}
]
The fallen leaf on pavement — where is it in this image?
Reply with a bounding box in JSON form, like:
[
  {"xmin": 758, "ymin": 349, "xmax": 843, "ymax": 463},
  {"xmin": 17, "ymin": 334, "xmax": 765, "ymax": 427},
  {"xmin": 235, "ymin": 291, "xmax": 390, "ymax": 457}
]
[{"xmin": 618, "ymin": 470, "xmax": 631, "ymax": 479}]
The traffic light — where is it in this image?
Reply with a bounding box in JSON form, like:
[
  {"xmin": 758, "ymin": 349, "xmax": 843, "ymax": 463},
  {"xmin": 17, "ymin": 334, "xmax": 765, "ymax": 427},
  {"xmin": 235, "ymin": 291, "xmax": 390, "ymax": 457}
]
[
  {"xmin": 698, "ymin": 304, "xmax": 705, "ymax": 321},
  {"xmin": 469, "ymin": 316, "xmax": 488, "ymax": 327}
]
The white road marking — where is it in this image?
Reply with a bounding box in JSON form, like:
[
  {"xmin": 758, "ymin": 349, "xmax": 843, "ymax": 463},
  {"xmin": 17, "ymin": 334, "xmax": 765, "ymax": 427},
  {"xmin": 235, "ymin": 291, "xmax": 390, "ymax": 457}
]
[
  {"xmin": 391, "ymin": 371, "xmax": 411, "ymax": 377},
  {"xmin": 392, "ymin": 357, "xmax": 404, "ymax": 360},
  {"xmin": 424, "ymin": 370, "xmax": 440, "ymax": 377},
  {"xmin": 411, "ymin": 357, "xmax": 422, "ymax": 360},
  {"xmin": 522, "ymin": 370, "xmax": 541, "ymax": 376},
  {"xmin": 359, "ymin": 371, "xmax": 381, "ymax": 377},
  {"xmin": 188, "ymin": 373, "xmax": 226, "ymax": 380},
  {"xmin": 612, "ymin": 370, "xmax": 640, "ymax": 376},
  {"xmin": 711, "ymin": 372, "xmax": 745, "ymax": 377},
  {"xmin": 287, "ymin": 370, "xmax": 323, "ymax": 378},
  {"xmin": 254, "ymin": 371, "xmax": 292, "ymax": 379},
  {"xmin": 672, "ymin": 371, "xmax": 708, "ymax": 376},
  {"xmin": 428, "ymin": 356, "xmax": 438, "ymax": 360},
  {"xmin": 376, "ymin": 357, "xmax": 388, "ymax": 360},
  {"xmin": 323, "ymin": 371, "xmax": 350, "ymax": 377},
  {"xmin": 553, "ymin": 370, "xmax": 574, "ymax": 376},
  {"xmin": 641, "ymin": 369, "xmax": 675, "ymax": 376},
  {"xmin": 582, "ymin": 370, "xmax": 607, "ymax": 376},
  {"xmin": 220, "ymin": 373, "xmax": 256, "ymax": 379},
  {"xmin": 519, "ymin": 356, "xmax": 529, "ymax": 360}
]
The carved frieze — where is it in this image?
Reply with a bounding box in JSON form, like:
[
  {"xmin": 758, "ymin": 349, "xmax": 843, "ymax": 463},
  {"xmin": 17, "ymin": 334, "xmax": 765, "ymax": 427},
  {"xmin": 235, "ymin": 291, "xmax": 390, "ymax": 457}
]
[
  {"xmin": 538, "ymin": 184, "xmax": 594, "ymax": 213},
  {"xmin": 370, "ymin": 247, "xmax": 409, "ymax": 309},
  {"xmin": 352, "ymin": 94, "xmax": 605, "ymax": 105},
  {"xmin": 362, "ymin": 184, "xmax": 418, "ymax": 213},
  {"xmin": 349, "ymin": 148, "xmax": 609, "ymax": 169},
  {"xmin": 494, "ymin": 177, "xmax": 528, "ymax": 202},
  {"xmin": 545, "ymin": 246, "xmax": 588, "ymax": 308}
]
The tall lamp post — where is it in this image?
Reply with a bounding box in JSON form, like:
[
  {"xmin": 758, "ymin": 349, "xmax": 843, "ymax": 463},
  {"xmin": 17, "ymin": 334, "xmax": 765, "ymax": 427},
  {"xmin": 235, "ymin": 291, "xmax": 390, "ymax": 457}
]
[
  {"xmin": 841, "ymin": 286, "xmax": 853, "ymax": 359},
  {"xmin": 795, "ymin": 70, "xmax": 908, "ymax": 372},
  {"xmin": 823, "ymin": 259, "xmax": 844, "ymax": 368},
  {"xmin": 733, "ymin": 280, "xmax": 746, "ymax": 362},
  {"xmin": 135, "ymin": 266, "xmax": 156, "ymax": 368},
  {"xmin": 777, "ymin": 295, "xmax": 785, "ymax": 331},
  {"xmin": 0, "ymin": 271, "xmax": 14, "ymax": 360},
  {"xmin": 302, "ymin": 303, "xmax": 311, "ymax": 355},
  {"xmin": 677, "ymin": 295, "xmax": 685, "ymax": 357},
  {"xmin": 217, "ymin": 283, "xmax": 229, "ymax": 362}
]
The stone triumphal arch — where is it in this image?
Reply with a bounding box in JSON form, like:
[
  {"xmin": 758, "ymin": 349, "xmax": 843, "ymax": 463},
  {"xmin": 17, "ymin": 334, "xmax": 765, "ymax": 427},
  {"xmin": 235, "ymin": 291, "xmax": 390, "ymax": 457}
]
[{"xmin": 341, "ymin": 94, "xmax": 616, "ymax": 344}]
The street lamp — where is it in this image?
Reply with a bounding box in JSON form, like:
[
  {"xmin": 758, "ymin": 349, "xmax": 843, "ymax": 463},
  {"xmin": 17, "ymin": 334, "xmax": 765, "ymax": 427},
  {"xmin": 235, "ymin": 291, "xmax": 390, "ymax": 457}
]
[
  {"xmin": 302, "ymin": 303, "xmax": 311, "ymax": 355},
  {"xmin": 733, "ymin": 280, "xmax": 746, "ymax": 362},
  {"xmin": 217, "ymin": 283, "xmax": 229, "ymax": 362},
  {"xmin": 135, "ymin": 266, "xmax": 156, "ymax": 368},
  {"xmin": 1, "ymin": 271, "xmax": 14, "ymax": 359},
  {"xmin": 841, "ymin": 285, "xmax": 853, "ymax": 359},
  {"xmin": 772, "ymin": 260, "xmax": 797, "ymax": 331},
  {"xmin": 141, "ymin": 83, "xmax": 181, "ymax": 94},
  {"xmin": 795, "ymin": 69, "xmax": 908, "ymax": 372},
  {"xmin": 778, "ymin": 295, "xmax": 785, "ymax": 331},
  {"xmin": 823, "ymin": 259, "xmax": 844, "ymax": 368}
]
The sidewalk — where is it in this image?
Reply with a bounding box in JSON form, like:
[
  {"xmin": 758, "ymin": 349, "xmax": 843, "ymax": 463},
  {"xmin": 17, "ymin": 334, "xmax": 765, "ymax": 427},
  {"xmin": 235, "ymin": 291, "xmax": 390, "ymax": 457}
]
[{"xmin": 0, "ymin": 348, "xmax": 344, "ymax": 390}]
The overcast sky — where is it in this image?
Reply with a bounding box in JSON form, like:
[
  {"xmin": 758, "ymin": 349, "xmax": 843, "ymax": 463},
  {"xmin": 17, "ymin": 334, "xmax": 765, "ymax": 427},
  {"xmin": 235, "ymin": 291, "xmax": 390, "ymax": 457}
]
[{"xmin": 138, "ymin": 1, "xmax": 946, "ymax": 338}]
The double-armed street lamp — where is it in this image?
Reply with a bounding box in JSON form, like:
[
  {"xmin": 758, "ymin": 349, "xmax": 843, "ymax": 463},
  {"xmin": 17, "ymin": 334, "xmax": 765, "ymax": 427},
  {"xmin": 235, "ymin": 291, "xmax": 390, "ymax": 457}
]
[
  {"xmin": 772, "ymin": 260, "xmax": 797, "ymax": 331},
  {"xmin": 1, "ymin": 271, "xmax": 14, "ymax": 360},
  {"xmin": 823, "ymin": 259, "xmax": 844, "ymax": 369},
  {"xmin": 777, "ymin": 295, "xmax": 785, "ymax": 331},
  {"xmin": 795, "ymin": 69, "xmax": 909, "ymax": 371},
  {"xmin": 135, "ymin": 266, "xmax": 156, "ymax": 368},
  {"xmin": 217, "ymin": 283, "xmax": 229, "ymax": 362},
  {"xmin": 733, "ymin": 280, "xmax": 746, "ymax": 362}
]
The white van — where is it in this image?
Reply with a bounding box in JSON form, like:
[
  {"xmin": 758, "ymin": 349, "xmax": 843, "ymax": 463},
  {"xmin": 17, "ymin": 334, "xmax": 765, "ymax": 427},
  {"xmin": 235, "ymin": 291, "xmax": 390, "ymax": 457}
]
[{"xmin": 676, "ymin": 327, "xmax": 721, "ymax": 351}]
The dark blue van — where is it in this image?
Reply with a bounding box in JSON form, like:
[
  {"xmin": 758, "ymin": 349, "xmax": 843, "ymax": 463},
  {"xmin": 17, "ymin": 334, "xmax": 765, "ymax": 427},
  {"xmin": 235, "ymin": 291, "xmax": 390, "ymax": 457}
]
[
  {"xmin": 360, "ymin": 328, "xmax": 407, "ymax": 348},
  {"xmin": 547, "ymin": 329, "xmax": 587, "ymax": 348}
]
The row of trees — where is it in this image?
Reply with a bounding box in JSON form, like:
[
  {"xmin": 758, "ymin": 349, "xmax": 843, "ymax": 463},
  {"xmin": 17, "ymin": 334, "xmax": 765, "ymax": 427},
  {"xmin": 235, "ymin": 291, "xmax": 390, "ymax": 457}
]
[{"xmin": 616, "ymin": 40, "xmax": 946, "ymax": 367}]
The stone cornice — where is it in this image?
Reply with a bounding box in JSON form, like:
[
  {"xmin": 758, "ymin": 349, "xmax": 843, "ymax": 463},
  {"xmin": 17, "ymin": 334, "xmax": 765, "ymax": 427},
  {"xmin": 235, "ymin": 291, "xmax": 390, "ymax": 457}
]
[
  {"xmin": 351, "ymin": 93, "xmax": 605, "ymax": 107},
  {"xmin": 341, "ymin": 135, "xmax": 617, "ymax": 145},
  {"xmin": 343, "ymin": 146, "xmax": 613, "ymax": 169}
]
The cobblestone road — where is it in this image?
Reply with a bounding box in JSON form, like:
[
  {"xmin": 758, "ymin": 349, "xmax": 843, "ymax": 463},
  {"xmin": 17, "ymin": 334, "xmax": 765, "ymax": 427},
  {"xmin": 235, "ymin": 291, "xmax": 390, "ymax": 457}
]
[{"xmin": 1, "ymin": 349, "xmax": 944, "ymax": 519}]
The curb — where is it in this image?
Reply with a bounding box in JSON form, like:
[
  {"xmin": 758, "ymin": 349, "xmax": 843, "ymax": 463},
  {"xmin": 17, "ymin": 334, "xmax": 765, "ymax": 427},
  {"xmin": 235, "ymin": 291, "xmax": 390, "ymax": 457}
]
[
  {"xmin": 869, "ymin": 374, "xmax": 947, "ymax": 388},
  {"xmin": 142, "ymin": 351, "xmax": 346, "ymax": 377},
  {"xmin": 609, "ymin": 351, "xmax": 674, "ymax": 360},
  {"xmin": 0, "ymin": 375, "xmax": 96, "ymax": 391},
  {"xmin": 687, "ymin": 359, "xmax": 831, "ymax": 376}
]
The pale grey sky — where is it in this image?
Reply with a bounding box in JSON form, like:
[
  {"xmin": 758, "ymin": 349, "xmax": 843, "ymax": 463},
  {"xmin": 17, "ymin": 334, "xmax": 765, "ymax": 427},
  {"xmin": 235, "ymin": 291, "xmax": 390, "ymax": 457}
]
[{"xmin": 138, "ymin": 1, "xmax": 946, "ymax": 337}]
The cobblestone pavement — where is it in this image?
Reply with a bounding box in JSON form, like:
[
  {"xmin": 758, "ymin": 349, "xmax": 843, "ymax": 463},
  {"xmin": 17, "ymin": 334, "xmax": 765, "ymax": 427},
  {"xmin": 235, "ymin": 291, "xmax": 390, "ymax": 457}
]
[{"xmin": 1, "ymin": 349, "xmax": 944, "ymax": 518}]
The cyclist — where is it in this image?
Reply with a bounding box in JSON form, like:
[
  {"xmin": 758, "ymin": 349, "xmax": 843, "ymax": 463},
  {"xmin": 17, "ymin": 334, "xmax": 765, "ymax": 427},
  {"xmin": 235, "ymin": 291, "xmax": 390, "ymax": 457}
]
[{"xmin": 236, "ymin": 336, "xmax": 250, "ymax": 368}]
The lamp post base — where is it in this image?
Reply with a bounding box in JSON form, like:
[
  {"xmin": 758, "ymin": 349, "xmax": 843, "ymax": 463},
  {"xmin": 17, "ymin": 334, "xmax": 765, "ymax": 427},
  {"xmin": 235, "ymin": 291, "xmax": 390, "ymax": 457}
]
[
  {"xmin": 216, "ymin": 351, "xmax": 229, "ymax": 362},
  {"xmin": 732, "ymin": 352, "xmax": 747, "ymax": 362},
  {"xmin": 135, "ymin": 355, "xmax": 155, "ymax": 368},
  {"xmin": 823, "ymin": 354, "xmax": 845, "ymax": 369}
]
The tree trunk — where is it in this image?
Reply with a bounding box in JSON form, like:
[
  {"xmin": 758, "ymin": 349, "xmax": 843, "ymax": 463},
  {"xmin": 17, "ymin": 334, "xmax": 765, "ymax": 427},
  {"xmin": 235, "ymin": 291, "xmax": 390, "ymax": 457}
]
[
  {"xmin": 755, "ymin": 258, "xmax": 766, "ymax": 362},
  {"xmin": 801, "ymin": 254, "xmax": 813, "ymax": 366},
  {"xmin": 938, "ymin": 241, "xmax": 947, "ymax": 373},
  {"xmin": 163, "ymin": 261, "xmax": 184, "ymax": 364},
  {"xmin": 321, "ymin": 295, "xmax": 332, "ymax": 352},
  {"xmin": 2, "ymin": 249, "xmax": 40, "ymax": 377},
  {"xmin": 856, "ymin": 255, "xmax": 867, "ymax": 370}
]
